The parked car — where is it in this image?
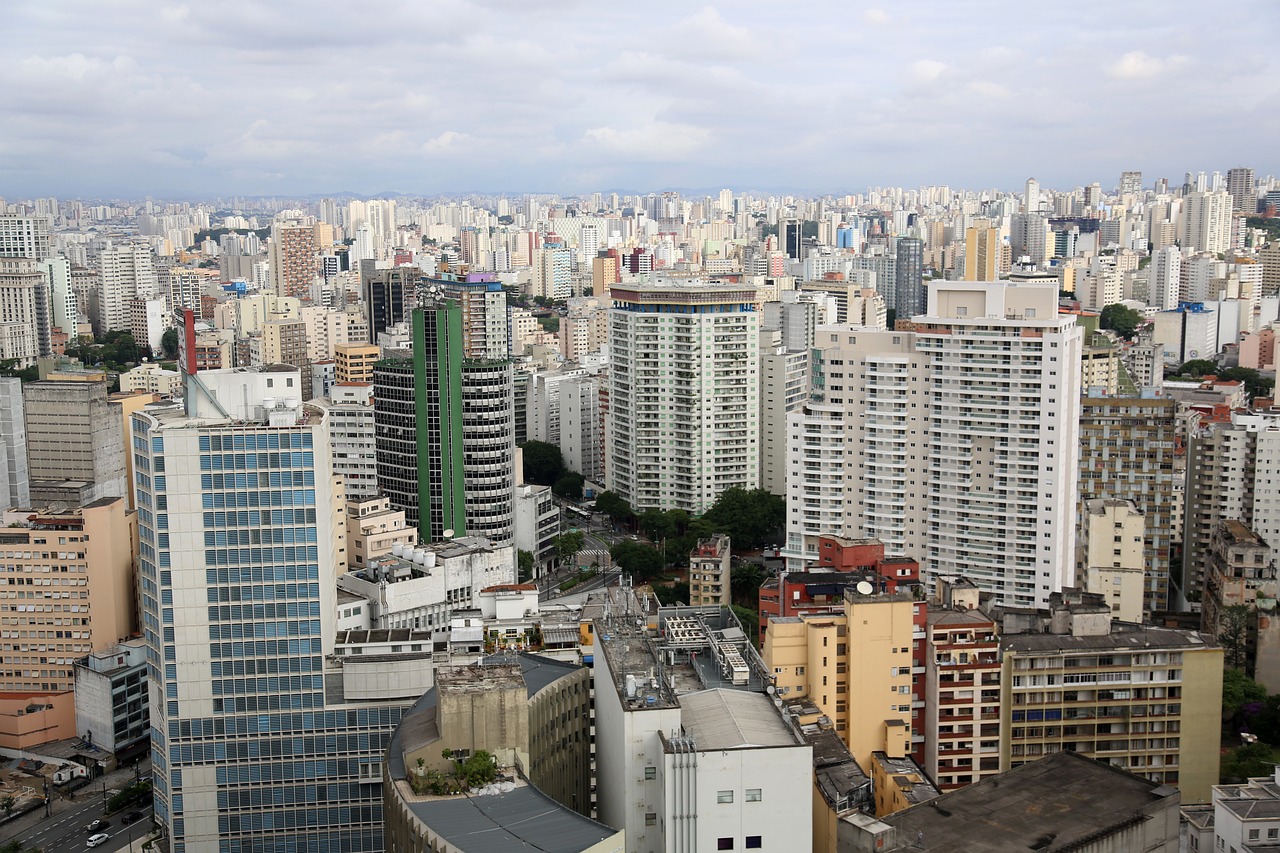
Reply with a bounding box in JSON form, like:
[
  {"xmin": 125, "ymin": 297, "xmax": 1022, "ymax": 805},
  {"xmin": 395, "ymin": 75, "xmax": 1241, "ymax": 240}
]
[
  {"xmin": 121, "ymin": 810, "xmax": 144, "ymax": 824},
  {"xmin": 86, "ymin": 834, "xmax": 110, "ymax": 848},
  {"xmin": 85, "ymin": 819, "xmax": 110, "ymax": 833}
]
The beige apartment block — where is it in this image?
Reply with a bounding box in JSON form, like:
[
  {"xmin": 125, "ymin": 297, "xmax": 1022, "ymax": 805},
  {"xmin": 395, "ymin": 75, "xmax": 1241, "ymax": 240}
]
[
  {"xmin": 0, "ymin": 496, "xmax": 137, "ymax": 694},
  {"xmin": 334, "ymin": 343, "xmax": 380, "ymax": 385}
]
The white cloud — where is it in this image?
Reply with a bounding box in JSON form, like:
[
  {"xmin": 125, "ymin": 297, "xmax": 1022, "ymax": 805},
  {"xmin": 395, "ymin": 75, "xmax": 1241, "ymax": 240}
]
[
  {"xmin": 909, "ymin": 59, "xmax": 948, "ymax": 83},
  {"xmin": 863, "ymin": 8, "xmax": 890, "ymax": 25},
  {"xmin": 1107, "ymin": 51, "xmax": 1188, "ymax": 80},
  {"xmin": 422, "ymin": 131, "xmax": 472, "ymax": 154},
  {"xmin": 582, "ymin": 122, "xmax": 711, "ymax": 161}
]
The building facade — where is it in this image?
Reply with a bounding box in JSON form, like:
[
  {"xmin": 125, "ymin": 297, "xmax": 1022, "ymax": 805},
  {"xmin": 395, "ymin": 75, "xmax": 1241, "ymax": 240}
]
[{"xmin": 607, "ymin": 281, "xmax": 760, "ymax": 513}]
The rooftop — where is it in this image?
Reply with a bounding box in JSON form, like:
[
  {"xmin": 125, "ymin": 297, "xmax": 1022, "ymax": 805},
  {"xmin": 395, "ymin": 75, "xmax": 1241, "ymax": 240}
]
[
  {"xmin": 1000, "ymin": 622, "xmax": 1215, "ymax": 653},
  {"xmin": 677, "ymin": 689, "xmax": 798, "ymax": 751},
  {"xmin": 875, "ymin": 750, "xmax": 1178, "ymax": 851}
]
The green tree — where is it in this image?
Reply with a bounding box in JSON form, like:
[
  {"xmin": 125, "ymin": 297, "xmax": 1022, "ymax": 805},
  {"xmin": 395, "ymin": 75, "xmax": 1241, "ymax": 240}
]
[
  {"xmin": 1175, "ymin": 359, "xmax": 1220, "ymax": 377},
  {"xmin": 730, "ymin": 605, "xmax": 761, "ymax": 648},
  {"xmin": 730, "ymin": 562, "xmax": 767, "ymax": 609},
  {"xmin": 538, "ymin": 316, "xmax": 560, "ymax": 333},
  {"xmin": 517, "ymin": 549, "xmax": 534, "ymax": 583},
  {"xmin": 1224, "ymin": 667, "xmax": 1267, "ymax": 720},
  {"xmin": 1220, "ymin": 367, "xmax": 1275, "ymax": 400},
  {"xmin": 0, "ymin": 795, "xmax": 13, "ymax": 818},
  {"xmin": 520, "ymin": 441, "xmax": 565, "ymax": 486},
  {"xmin": 555, "ymin": 530, "xmax": 586, "ymax": 569},
  {"xmin": 638, "ymin": 508, "xmax": 678, "ymax": 543},
  {"xmin": 1221, "ymin": 741, "xmax": 1277, "ymax": 783},
  {"xmin": 552, "ymin": 471, "xmax": 585, "ymax": 501},
  {"xmin": 595, "ymin": 490, "xmax": 634, "ymax": 523},
  {"xmin": 652, "ymin": 582, "xmax": 689, "ymax": 607},
  {"xmin": 610, "ymin": 539, "xmax": 664, "ymax": 581},
  {"xmin": 1220, "ymin": 605, "xmax": 1255, "ymax": 671},
  {"xmin": 702, "ymin": 488, "xmax": 786, "ymax": 550},
  {"xmin": 1099, "ymin": 303, "xmax": 1143, "ymax": 339},
  {"xmin": 160, "ymin": 327, "xmax": 180, "ymax": 360}
]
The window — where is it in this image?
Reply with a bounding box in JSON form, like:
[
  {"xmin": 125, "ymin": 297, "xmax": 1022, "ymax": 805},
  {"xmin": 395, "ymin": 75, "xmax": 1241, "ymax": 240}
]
[
  {"xmin": 746, "ymin": 838, "xmax": 762, "ymax": 849},
  {"xmin": 718, "ymin": 790, "xmax": 734, "ymax": 804},
  {"xmin": 645, "ymin": 813, "xmax": 657, "ymax": 826},
  {"xmin": 644, "ymin": 766, "xmax": 656, "ymax": 780},
  {"xmin": 746, "ymin": 788, "xmax": 762, "ymax": 802},
  {"xmin": 718, "ymin": 839, "xmax": 734, "ymax": 850}
]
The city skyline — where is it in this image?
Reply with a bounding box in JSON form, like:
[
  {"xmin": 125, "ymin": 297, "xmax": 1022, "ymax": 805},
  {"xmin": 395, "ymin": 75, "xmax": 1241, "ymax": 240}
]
[{"xmin": 4, "ymin": 0, "xmax": 1277, "ymax": 198}]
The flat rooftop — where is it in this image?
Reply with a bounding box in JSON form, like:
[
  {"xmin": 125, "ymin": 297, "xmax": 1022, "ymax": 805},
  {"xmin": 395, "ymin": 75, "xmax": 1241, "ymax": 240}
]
[{"xmin": 877, "ymin": 750, "xmax": 1178, "ymax": 851}]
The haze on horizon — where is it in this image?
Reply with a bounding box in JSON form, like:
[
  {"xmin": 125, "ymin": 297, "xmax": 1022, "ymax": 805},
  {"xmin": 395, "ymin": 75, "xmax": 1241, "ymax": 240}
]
[{"xmin": 3, "ymin": 0, "xmax": 1277, "ymax": 200}]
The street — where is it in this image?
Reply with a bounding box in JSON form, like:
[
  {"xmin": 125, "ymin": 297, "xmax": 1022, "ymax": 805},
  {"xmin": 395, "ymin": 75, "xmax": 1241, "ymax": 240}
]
[{"xmin": 0, "ymin": 759, "xmax": 156, "ymax": 853}]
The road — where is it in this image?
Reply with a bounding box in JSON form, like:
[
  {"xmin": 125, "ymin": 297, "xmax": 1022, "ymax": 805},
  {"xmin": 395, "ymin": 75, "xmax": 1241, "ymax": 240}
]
[{"xmin": 16, "ymin": 794, "xmax": 151, "ymax": 853}]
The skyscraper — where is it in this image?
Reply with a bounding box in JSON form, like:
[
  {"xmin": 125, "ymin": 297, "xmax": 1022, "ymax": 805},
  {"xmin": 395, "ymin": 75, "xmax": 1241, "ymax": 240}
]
[
  {"xmin": 1227, "ymin": 166, "xmax": 1256, "ymax": 213},
  {"xmin": 894, "ymin": 236, "xmax": 925, "ymax": 318},
  {"xmin": 1180, "ymin": 191, "xmax": 1233, "ymax": 255},
  {"xmin": 963, "ymin": 225, "xmax": 1000, "ymax": 281},
  {"xmin": 785, "ymin": 282, "xmax": 1083, "ymax": 608},
  {"xmin": 1119, "ymin": 171, "xmax": 1143, "ymax": 197},
  {"xmin": 373, "ymin": 301, "xmax": 514, "ymax": 545},
  {"xmin": 607, "ymin": 280, "xmax": 760, "ymax": 513},
  {"xmin": 267, "ymin": 220, "xmax": 318, "ymax": 301},
  {"xmin": 135, "ymin": 390, "xmax": 410, "ymax": 853}
]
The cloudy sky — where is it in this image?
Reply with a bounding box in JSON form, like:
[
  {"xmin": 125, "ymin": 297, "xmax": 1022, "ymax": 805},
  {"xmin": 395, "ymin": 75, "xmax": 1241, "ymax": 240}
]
[{"xmin": 3, "ymin": 0, "xmax": 1277, "ymax": 199}]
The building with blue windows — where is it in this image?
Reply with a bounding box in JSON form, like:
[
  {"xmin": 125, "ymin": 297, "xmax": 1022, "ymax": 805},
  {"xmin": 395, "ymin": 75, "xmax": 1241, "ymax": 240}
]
[{"xmin": 134, "ymin": 375, "xmax": 421, "ymax": 853}]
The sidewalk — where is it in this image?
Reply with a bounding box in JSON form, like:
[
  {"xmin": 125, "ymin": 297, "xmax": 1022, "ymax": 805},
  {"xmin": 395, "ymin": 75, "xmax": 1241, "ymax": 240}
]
[{"xmin": 0, "ymin": 758, "xmax": 152, "ymax": 845}]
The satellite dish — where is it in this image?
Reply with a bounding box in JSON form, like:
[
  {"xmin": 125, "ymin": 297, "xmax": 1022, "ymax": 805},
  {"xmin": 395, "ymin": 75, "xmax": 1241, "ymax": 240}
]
[
  {"xmin": 856, "ymin": 581, "xmax": 874, "ymax": 595},
  {"xmin": 442, "ymin": 529, "xmax": 455, "ymax": 539}
]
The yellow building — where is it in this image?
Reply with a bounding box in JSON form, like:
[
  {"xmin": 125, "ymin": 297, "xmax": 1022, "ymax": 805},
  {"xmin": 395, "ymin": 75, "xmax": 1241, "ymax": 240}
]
[
  {"xmin": 999, "ymin": 589, "xmax": 1223, "ymax": 804},
  {"xmin": 0, "ymin": 497, "xmax": 137, "ymax": 695},
  {"xmin": 335, "ymin": 343, "xmax": 380, "ymax": 385},
  {"xmin": 963, "ymin": 226, "xmax": 1001, "ymax": 281},
  {"xmin": 764, "ymin": 589, "xmax": 915, "ymax": 770}
]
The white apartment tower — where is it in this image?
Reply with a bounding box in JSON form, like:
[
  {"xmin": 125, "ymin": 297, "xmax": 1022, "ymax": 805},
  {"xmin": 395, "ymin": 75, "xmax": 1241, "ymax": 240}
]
[
  {"xmin": 1180, "ymin": 190, "xmax": 1233, "ymax": 255},
  {"xmin": 607, "ymin": 281, "xmax": 759, "ymax": 513},
  {"xmin": 98, "ymin": 243, "xmax": 158, "ymax": 337},
  {"xmin": 785, "ymin": 281, "xmax": 1083, "ymax": 608}
]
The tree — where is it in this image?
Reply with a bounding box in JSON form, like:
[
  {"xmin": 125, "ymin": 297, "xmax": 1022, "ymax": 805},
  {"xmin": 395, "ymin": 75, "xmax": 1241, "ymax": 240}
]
[
  {"xmin": 701, "ymin": 488, "xmax": 786, "ymax": 550},
  {"xmin": 730, "ymin": 562, "xmax": 767, "ymax": 609},
  {"xmin": 730, "ymin": 605, "xmax": 761, "ymax": 648},
  {"xmin": 555, "ymin": 530, "xmax": 585, "ymax": 569},
  {"xmin": 1099, "ymin": 303, "xmax": 1142, "ymax": 340},
  {"xmin": 0, "ymin": 795, "xmax": 13, "ymax": 818},
  {"xmin": 517, "ymin": 550, "xmax": 534, "ymax": 583},
  {"xmin": 637, "ymin": 507, "xmax": 678, "ymax": 543},
  {"xmin": 595, "ymin": 490, "xmax": 634, "ymax": 523},
  {"xmin": 1221, "ymin": 741, "xmax": 1277, "ymax": 783},
  {"xmin": 552, "ymin": 471, "xmax": 585, "ymax": 501},
  {"xmin": 1220, "ymin": 367, "xmax": 1275, "ymax": 400},
  {"xmin": 1175, "ymin": 359, "xmax": 1220, "ymax": 377},
  {"xmin": 520, "ymin": 441, "xmax": 565, "ymax": 486},
  {"xmin": 610, "ymin": 539, "xmax": 664, "ymax": 581},
  {"xmin": 1224, "ymin": 668, "xmax": 1268, "ymax": 722},
  {"xmin": 538, "ymin": 316, "xmax": 560, "ymax": 333},
  {"xmin": 652, "ymin": 582, "xmax": 689, "ymax": 607},
  {"xmin": 1220, "ymin": 605, "xmax": 1254, "ymax": 671},
  {"xmin": 160, "ymin": 327, "xmax": 180, "ymax": 360}
]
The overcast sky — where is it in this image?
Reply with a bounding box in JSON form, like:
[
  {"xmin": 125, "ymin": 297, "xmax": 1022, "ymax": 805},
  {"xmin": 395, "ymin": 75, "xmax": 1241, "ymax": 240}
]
[{"xmin": 3, "ymin": 0, "xmax": 1277, "ymax": 200}]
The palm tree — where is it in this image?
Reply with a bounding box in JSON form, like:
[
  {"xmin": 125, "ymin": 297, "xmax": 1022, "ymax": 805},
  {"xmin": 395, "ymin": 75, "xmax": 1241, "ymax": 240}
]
[{"xmin": 730, "ymin": 562, "xmax": 767, "ymax": 608}]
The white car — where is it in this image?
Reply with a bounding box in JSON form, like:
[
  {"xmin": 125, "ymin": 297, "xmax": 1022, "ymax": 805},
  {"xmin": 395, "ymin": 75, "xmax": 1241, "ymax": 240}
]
[{"xmin": 86, "ymin": 833, "xmax": 110, "ymax": 848}]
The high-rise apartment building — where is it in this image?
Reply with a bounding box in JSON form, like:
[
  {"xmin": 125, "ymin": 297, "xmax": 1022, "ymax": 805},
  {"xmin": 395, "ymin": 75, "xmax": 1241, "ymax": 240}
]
[
  {"xmin": 0, "ymin": 258, "xmax": 44, "ymax": 365},
  {"xmin": 98, "ymin": 243, "xmax": 157, "ymax": 337},
  {"xmin": 267, "ymin": 221, "xmax": 318, "ymax": 301},
  {"xmin": 1227, "ymin": 166, "xmax": 1256, "ymax": 213},
  {"xmin": 963, "ymin": 226, "xmax": 1000, "ymax": 281},
  {"xmin": 785, "ymin": 282, "xmax": 1083, "ymax": 608},
  {"xmin": 606, "ymin": 281, "xmax": 760, "ymax": 513},
  {"xmin": 318, "ymin": 383, "xmax": 379, "ymax": 501},
  {"xmin": 334, "ymin": 343, "xmax": 380, "ymax": 385},
  {"xmin": 0, "ymin": 215, "xmax": 51, "ymax": 261},
  {"xmin": 1180, "ymin": 191, "xmax": 1233, "ymax": 255},
  {"xmin": 0, "ymin": 379, "xmax": 30, "ymax": 510},
  {"xmin": 758, "ymin": 325, "xmax": 809, "ymax": 497},
  {"xmin": 1078, "ymin": 395, "xmax": 1187, "ymax": 613},
  {"xmin": 134, "ymin": 394, "xmax": 411, "ymax": 853},
  {"xmin": 431, "ymin": 271, "xmax": 509, "ymax": 360},
  {"xmin": 1120, "ymin": 171, "xmax": 1143, "ymax": 197},
  {"xmin": 362, "ymin": 265, "xmax": 415, "ymax": 344},
  {"xmin": 0, "ymin": 497, "xmax": 136, "ymax": 694}
]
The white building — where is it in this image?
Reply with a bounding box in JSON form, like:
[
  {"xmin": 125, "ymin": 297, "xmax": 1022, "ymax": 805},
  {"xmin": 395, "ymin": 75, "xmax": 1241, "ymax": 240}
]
[
  {"xmin": 315, "ymin": 382, "xmax": 378, "ymax": 500},
  {"xmin": 785, "ymin": 281, "xmax": 1083, "ymax": 609},
  {"xmin": 0, "ymin": 258, "xmax": 43, "ymax": 366},
  {"xmin": 593, "ymin": 602, "xmax": 812, "ymax": 853},
  {"xmin": 1078, "ymin": 499, "xmax": 1146, "ymax": 623},
  {"xmin": 514, "ymin": 482, "xmax": 559, "ymax": 574},
  {"xmin": 607, "ymin": 280, "xmax": 760, "ymax": 513},
  {"xmin": 1152, "ymin": 303, "xmax": 1217, "ymax": 364},
  {"xmin": 1180, "ymin": 190, "xmax": 1233, "ymax": 255},
  {"xmin": 97, "ymin": 243, "xmax": 157, "ymax": 337},
  {"xmin": 120, "ymin": 363, "xmax": 182, "ymax": 397},
  {"xmin": 1149, "ymin": 246, "xmax": 1182, "ymax": 311},
  {"xmin": 335, "ymin": 537, "xmax": 514, "ymax": 631},
  {"xmin": 560, "ymin": 374, "xmax": 603, "ymax": 482}
]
